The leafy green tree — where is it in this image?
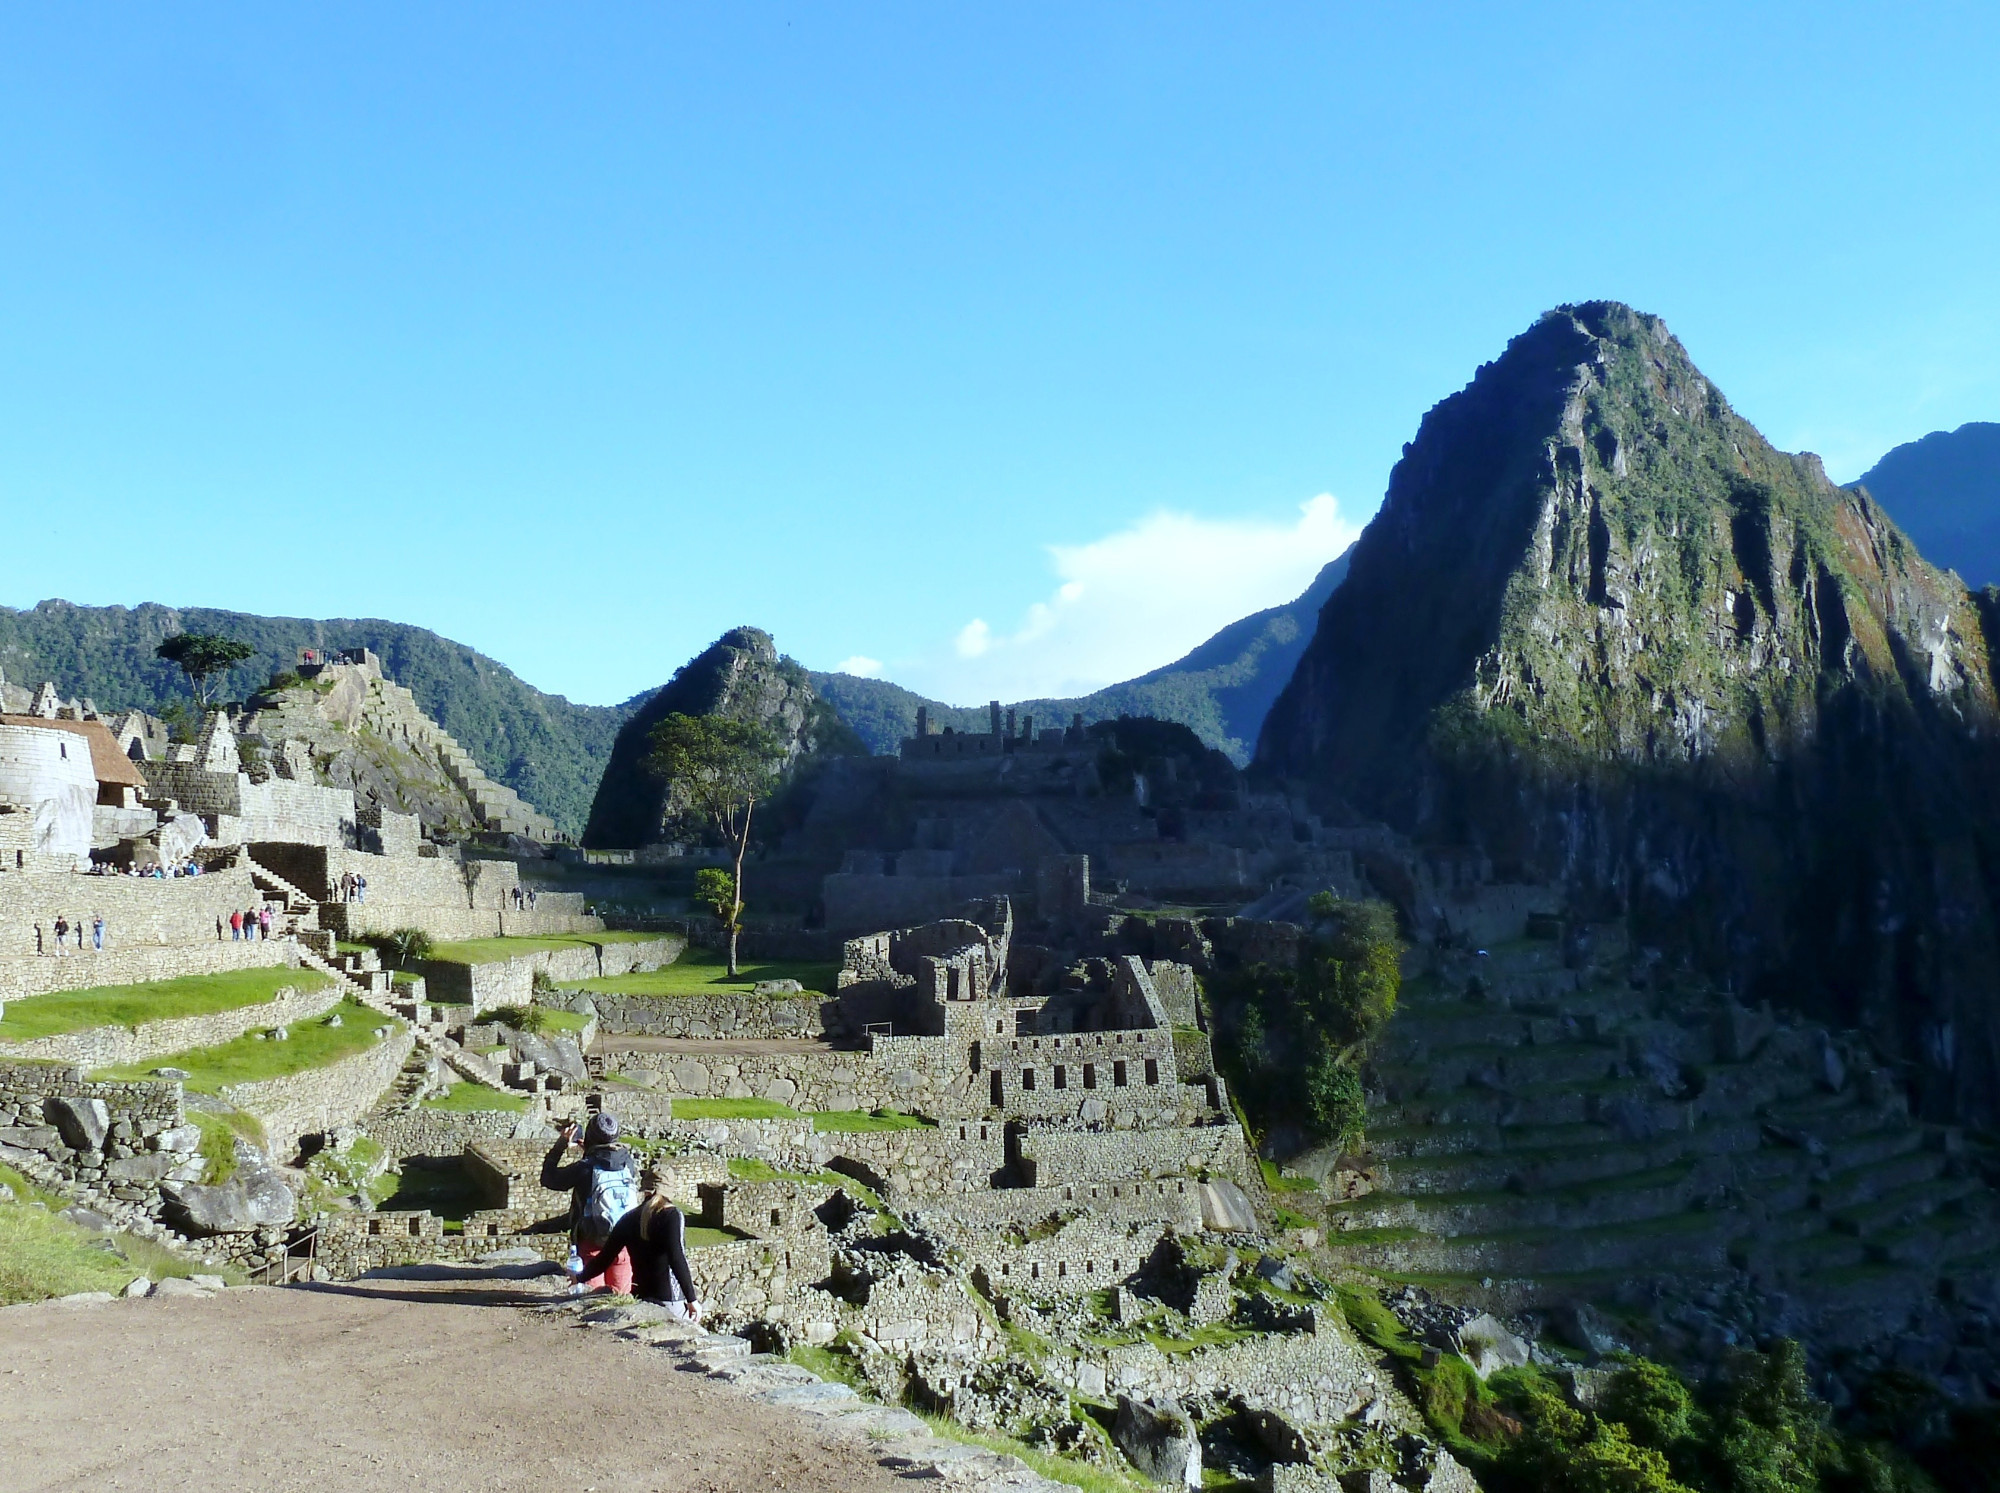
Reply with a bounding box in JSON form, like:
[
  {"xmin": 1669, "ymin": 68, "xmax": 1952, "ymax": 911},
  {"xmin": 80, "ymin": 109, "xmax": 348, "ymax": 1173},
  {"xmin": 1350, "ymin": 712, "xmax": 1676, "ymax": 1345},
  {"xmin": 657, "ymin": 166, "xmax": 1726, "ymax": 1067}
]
[
  {"xmin": 694, "ymin": 866, "xmax": 738, "ymax": 938},
  {"xmin": 1602, "ymin": 1358, "xmax": 1701, "ymax": 1457},
  {"xmin": 644, "ymin": 713, "xmax": 786, "ymax": 975},
  {"xmin": 154, "ymin": 633, "xmax": 256, "ymax": 706}
]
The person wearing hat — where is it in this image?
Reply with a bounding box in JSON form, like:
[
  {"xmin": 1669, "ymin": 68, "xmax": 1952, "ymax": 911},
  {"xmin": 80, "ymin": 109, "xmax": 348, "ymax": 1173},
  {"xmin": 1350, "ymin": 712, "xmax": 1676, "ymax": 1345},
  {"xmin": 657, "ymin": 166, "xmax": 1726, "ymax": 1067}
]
[
  {"xmin": 541, "ymin": 1110, "xmax": 637, "ymax": 1295},
  {"xmin": 568, "ymin": 1162, "xmax": 703, "ymax": 1320}
]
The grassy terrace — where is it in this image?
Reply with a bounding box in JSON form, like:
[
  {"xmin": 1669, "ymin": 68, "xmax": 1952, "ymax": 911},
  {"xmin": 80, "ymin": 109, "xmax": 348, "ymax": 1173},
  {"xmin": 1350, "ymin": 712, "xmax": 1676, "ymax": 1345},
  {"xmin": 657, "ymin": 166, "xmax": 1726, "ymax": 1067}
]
[
  {"xmin": 0, "ymin": 968, "xmax": 335, "ymax": 1043},
  {"xmin": 0, "ymin": 1160, "xmax": 238, "ymax": 1304},
  {"xmin": 421, "ymin": 1082, "xmax": 530, "ymax": 1113},
  {"xmin": 94, "ymin": 998, "xmax": 392, "ymax": 1092},
  {"xmin": 669, "ymin": 1096, "xmax": 934, "ymax": 1132},
  {"xmin": 422, "ymin": 931, "xmax": 666, "ymax": 966},
  {"xmin": 571, "ymin": 945, "xmax": 835, "ymax": 997}
]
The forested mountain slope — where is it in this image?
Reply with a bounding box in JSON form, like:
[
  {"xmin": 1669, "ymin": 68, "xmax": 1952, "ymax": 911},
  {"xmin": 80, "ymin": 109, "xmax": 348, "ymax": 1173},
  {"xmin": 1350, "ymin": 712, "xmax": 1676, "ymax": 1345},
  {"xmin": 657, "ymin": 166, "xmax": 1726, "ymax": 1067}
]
[{"xmin": 0, "ymin": 600, "xmax": 634, "ymax": 837}]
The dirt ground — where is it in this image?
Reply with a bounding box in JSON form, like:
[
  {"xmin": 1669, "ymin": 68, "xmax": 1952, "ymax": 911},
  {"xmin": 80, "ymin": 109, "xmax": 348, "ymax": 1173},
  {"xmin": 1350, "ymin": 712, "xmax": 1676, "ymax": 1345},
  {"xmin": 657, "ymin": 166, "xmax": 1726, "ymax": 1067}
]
[
  {"xmin": 0, "ymin": 1279, "xmax": 918, "ymax": 1493},
  {"xmin": 592, "ymin": 1035, "xmax": 856, "ymax": 1057}
]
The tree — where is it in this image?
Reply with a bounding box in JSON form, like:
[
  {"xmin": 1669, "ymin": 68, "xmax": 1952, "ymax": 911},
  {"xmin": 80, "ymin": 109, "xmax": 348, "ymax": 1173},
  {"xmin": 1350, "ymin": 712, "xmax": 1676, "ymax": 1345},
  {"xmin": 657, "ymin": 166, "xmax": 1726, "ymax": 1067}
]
[
  {"xmin": 155, "ymin": 633, "xmax": 256, "ymax": 707},
  {"xmin": 644, "ymin": 713, "xmax": 787, "ymax": 975},
  {"xmin": 377, "ymin": 927, "xmax": 435, "ymax": 969}
]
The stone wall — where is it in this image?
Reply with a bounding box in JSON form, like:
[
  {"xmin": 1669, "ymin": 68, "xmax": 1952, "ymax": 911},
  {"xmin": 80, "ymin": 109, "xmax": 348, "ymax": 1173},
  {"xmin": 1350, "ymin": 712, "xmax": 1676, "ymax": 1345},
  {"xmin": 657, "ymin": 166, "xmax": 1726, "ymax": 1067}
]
[
  {"xmin": 221, "ymin": 1025, "xmax": 415, "ymax": 1162},
  {"xmin": 967, "ymin": 1211, "xmax": 1175, "ymax": 1300},
  {"xmin": 1015, "ymin": 1121, "xmax": 1252, "ymax": 1188},
  {"xmin": 413, "ymin": 934, "xmax": 681, "ymax": 1014},
  {"xmin": 614, "ymin": 1039, "xmax": 963, "ymax": 1116},
  {"xmin": 0, "ymin": 934, "xmax": 295, "ymax": 1002},
  {"xmin": 913, "ymin": 1176, "xmax": 1206, "ymax": 1233},
  {"xmin": 361, "ymin": 1105, "xmax": 537, "ymax": 1162},
  {"xmin": 0, "ymin": 972, "xmax": 339, "ymax": 1068},
  {"xmin": 0, "ymin": 1061, "xmax": 193, "ymax": 1210},
  {"xmin": 582, "ymin": 990, "xmax": 829, "ymax": 1041},
  {"xmin": 821, "ymin": 871, "xmax": 1024, "ymax": 935},
  {"xmin": 0, "ymin": 863, "xmax": 266, "ymax": 960}
]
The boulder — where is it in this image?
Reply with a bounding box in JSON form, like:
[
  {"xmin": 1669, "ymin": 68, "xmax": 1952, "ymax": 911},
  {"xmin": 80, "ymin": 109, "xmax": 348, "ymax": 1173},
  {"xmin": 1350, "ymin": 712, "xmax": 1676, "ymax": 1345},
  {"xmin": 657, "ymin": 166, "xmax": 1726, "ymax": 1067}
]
[
  {"xmin": 1552, "ymin": 1301, "xmax": 1628, "ymax": 1358},
  {"xmin": 190, "ymin": 1274, "xmax": 229, "ymax": 1291},
  {"xmin": 1255, "ymin": 1255, "xmax": 1300, "ymax": 1293},
  {"xmin": 1456, "ymin": 1313, "xmax": 1531, "ymax": 1379},
  {"xmin": 753, "ymin": 979, "xmax": 804, "ymax": 995},
  {"xmin": 46, "ymin": 1095, "xmax": 111, "ymax": 1152},
  {"xmin": 150, "ymin": 1125, "xmax": 204, "ymax": 1154},
  {"xmin": 1199, "ymin": 1179, "xmax": 1257, "ymax": 1232},
  {"xmin": 151, "ymin": 1067, "xmax": 191, "ymax": 1079},
  {"xmin": 0, "ymin": 1124, "xmax": 61, "ymax": 1155},
  {"xmin": 510, "ymin": 1032, "xmax": 588, "ymax": 1086},
  {"xmin": 123, "ymin": 1277, "xmax": 153, "ymax": 1298},
  {"xmin": 106, "ymin": 1153, "xmax": 177, "ymax": 1184},
  {"xmin": 151, "ymin": 1275, "xmax": 215, "ymax": 1298},
  {"xmin": 58, "ymin": 1204, "xmax": 114, "ymax": 1233},
  {"xmin": 0, "ymin": 1178, "xmax": 14, "ymax": 1204},
  {"xmin": 1113, "ymin": 1395, "xmax": 1202, "ymax": 1488},
  {"xmin": 159, "ymin": 1145, "xmax": 295, "ymax": 1235}
]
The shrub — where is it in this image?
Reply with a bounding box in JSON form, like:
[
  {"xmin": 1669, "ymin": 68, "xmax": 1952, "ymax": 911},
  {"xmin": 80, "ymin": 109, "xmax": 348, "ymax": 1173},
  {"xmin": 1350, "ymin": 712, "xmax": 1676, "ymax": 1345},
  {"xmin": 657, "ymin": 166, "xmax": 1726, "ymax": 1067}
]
[{"xmin": 377, "ymin": 928, "xmax": 435, "ymax": 968}]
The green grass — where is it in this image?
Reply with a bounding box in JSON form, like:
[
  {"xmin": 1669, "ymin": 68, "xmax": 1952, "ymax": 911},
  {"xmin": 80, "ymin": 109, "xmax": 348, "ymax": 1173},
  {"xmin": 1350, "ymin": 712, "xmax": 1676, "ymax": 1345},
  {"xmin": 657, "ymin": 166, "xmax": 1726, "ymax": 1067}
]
[
  {"xmin": 0, "ymin": 1162, "xmax": 230, "ymax": 1305},
  {"xmin": 1260, "ymin": 1158, "xmax": 1320, "ymax": 1194},
  {"xmin": 423, "ymin": 932, "xmax": 665, "ymax": 966},
  {"xmin": 916, "ymin": 1411, "xmax": 1149, "ymax": 1493},
  {"xmin": 485, "ymin": 1005, "xmax": 591, "ymax": 1036},
  {"xmin": 684, "ymin": 1224, "xmax": 742, "ymax": 1248},
  {"xmin": 93, "ymin": 999, "xmax": 390, "ymax": 1093},
  {"xmin": 0, "ymin": 968, "xmax": 335, "ymax": 1043},
  {"xmin": 1144, "ymin": 1322, "xmax": 1258, "ymax": 1354},
  {"xmin": 672, "ymin": 1096, "xmax": 801, "ymax": 1120},
  {"xmin": 421, "ymin": 1081, "xmax": 530, "ymax": 1113},
  {"xmin": 787, "ymin": 1342, "xmax": 868, "ymax": 1390},
  {"xmin": 810, "ymin": 1108, "xmax": 934, "ymax": 1133},
  {"xmin": 569, "ymin": 945, "xmax": 836, "ymax": 998},
  {"xmin": 187, "ymin": 1107, "xmax": 265, "ymax": 1184}
]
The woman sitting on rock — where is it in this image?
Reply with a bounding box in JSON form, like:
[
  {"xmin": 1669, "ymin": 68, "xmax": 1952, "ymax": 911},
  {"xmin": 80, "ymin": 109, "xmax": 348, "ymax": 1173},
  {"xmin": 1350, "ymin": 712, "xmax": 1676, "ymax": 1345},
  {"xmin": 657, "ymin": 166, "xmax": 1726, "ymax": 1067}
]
[{"xmin": 568, "ymin": 1162, "xmax": 702, "ymax": 1321}]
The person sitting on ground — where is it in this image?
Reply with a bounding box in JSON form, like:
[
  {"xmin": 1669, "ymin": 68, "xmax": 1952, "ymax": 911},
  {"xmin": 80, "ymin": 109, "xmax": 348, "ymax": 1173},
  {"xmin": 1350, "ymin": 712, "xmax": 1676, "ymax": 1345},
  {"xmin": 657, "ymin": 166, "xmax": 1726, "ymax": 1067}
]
[
  {"xmin": 540, "ymin": 1112, "xmax": 637, "ymax": 1294},
  {"xmin": 569, "ymin": 1163, "xmax": 703, "ymax": 1319}
]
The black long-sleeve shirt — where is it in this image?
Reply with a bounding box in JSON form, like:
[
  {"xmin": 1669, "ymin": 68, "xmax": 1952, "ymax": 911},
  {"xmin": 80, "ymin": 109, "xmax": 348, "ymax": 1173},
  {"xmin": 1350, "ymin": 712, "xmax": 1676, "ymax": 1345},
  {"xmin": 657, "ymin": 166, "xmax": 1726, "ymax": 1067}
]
[
  {"xmin": 574, "ymin": 1201, "xmax": 699, "ymax": 1306},
  {"xmin": 540, "ymin": 1139, "xmax": 633, "ymax": 1233}
]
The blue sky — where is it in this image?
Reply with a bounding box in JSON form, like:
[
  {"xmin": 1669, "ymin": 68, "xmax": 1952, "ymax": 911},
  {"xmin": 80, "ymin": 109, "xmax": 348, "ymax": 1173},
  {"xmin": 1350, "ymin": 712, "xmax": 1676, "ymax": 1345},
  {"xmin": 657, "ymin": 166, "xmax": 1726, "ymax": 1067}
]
[{"xmin": 1, "ymin": 4, "xmax": 1995, "ymax": 707}]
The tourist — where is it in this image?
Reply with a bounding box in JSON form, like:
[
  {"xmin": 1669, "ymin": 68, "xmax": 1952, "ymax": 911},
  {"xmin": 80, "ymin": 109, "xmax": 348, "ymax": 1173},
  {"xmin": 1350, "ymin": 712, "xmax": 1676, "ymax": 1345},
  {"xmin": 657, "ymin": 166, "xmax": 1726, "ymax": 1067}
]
[
  {"xmin": 540, "ymin": 1112, "xmax": 636, "ymax": 1295},
  {"xmin": 259, "ymin": 906, "xmax": 274, "ymax": 939},
  {"xmin": 527, "ymin": 888, "xmax": 538, "ymax": 911},
  {"xmin": 230, "ymin": 909, "xmax": 244, "ymax": 941},
  {"xmin": 53, "ymin": 916, "xmax": 69, "ymax": 955},
  {"xmin": 356, "ymin": 874, "xmax": 366, "ymax": 904},
  {"xmin": 568, "ymin": 1163, "xmax": 702, "ymax": 1319},
  {"xmin": 91, "ymin": 914, "xmax": 104, "ymax": 951}
]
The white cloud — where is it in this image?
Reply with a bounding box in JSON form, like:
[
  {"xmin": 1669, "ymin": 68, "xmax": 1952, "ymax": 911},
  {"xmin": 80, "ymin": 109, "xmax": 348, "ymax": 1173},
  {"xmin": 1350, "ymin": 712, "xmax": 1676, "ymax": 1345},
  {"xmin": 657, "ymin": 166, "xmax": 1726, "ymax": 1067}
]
[
  {"xmin": 834, "ymin": 656, "xmax": 884, "ymax": 678},
  {"xmin": 894, "ymin": 494, "xmax": 1362, "ymax": 703}
]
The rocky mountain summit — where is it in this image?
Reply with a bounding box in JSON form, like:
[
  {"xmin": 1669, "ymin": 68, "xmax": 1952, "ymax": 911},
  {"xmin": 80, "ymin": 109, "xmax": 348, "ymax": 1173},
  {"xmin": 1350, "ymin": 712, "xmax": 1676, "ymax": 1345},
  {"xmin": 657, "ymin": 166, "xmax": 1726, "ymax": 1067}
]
[
  {"xmin": 1259, "ymin": 302, "xmax": 2000, "ymax": 1128},
  {"xmin": 1853, "ymin": 420, "xmax": 2000, "ymax": 589},
  {"xmin": 583, "ymin": 627, "xmax": 862, "ymax": 849}
]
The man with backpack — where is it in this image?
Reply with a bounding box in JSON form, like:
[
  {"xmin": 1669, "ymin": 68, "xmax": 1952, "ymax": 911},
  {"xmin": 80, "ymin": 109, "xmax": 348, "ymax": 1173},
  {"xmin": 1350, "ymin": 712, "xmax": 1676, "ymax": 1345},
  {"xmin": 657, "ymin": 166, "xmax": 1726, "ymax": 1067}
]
[
  {"xmin": 540, "ymin": 1111, "xmax": 636, "ymax": 1294},
  {"xmin": 568, "ymin": 1162, "xmax": 703, "ymax": 1319}
]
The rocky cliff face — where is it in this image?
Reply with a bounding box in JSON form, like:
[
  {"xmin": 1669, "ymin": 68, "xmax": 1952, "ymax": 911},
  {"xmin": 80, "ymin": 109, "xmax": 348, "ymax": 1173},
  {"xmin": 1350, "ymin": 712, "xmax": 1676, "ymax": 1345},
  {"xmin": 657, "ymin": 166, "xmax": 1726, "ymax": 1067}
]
[
  {"xmin": 582, "ymin": 627, "xmax": 860, "ymax": 849},
  {"xmin": 1258, "ymin": 301, "xmax": 2000, "ymax": 1124}
]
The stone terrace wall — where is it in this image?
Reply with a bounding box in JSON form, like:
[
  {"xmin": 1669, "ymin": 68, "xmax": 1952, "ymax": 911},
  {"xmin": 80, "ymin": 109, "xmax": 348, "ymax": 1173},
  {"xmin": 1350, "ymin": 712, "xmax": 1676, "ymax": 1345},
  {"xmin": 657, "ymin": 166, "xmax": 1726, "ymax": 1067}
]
[
  {"xmin": 221, "ymin": 1025, "xmax": 415, "ymax": 1162},
  {"xmin": 1052, "ymin": 1322, "xmax": 1388, "ymax": 1431},
  {"xmin": 0, "ymin": 973, "xmax": 339, "ymax": 1068},
  {"xmin": 361, "ymin": 1105, "xmax": 539, "ymax": 1162},
  {"xmin": 0, "ymin": 1062, "xmax": 191, "ymax": 1207},
  {"xmin": 0, "ymin": 863, "xmax": 265, "ymax": 956},
  {"xmin": 615, "ymin": 1040, "xmax": 962, "ymax": 1116},
  {"xmin": 914, "ymin": 1176, "xmax": 1205, "ymax": 1232},
  {"xmin": 584, "ymin": 991, "xmax": 829, "ymax": 1041},
  {"xmin": 419, "ymin": 935, "xmax": 681, "ymax": 1013},
  {"xmin": 1016, "ymin": 1121, "xmax": 1252, "ymax": 1188},
  {"xmin": 0, "ymin": 934, "xmax": 294, "ymax": 1001}
]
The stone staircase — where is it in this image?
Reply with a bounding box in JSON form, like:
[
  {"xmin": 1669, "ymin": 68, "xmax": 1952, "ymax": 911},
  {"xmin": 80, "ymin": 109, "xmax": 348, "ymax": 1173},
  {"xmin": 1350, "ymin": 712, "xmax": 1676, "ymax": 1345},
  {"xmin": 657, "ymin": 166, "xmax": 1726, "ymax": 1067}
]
[
  {"xmin": 1315, "ymin": 931, "xmax": 1999, "ymax": 1355},
  {"xmin": 363, "ymin": 677, "xmax": 559, "ymax": 842},
  {"xmin": 246, "ymin": 856, "xmax": 336, "ymax": 955}
]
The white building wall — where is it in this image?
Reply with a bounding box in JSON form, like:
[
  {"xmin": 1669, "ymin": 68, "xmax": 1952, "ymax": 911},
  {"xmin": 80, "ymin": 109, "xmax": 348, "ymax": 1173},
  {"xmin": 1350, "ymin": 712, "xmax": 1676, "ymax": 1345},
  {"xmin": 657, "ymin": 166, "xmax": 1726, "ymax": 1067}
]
[{"xmin": 0, "ymin": 723, "xmax": 98, "ymax": 866}]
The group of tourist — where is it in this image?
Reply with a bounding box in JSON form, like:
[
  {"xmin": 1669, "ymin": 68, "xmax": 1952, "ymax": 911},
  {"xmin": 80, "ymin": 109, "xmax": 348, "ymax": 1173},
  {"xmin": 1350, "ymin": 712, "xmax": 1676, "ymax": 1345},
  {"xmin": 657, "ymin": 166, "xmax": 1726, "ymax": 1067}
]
[
  {"xmin": 542, "ymin": 1110, "xmax": 703, "ymax": 1316},
  {"xmin": 37, "ymin": 914, "xmax": 105, "ymax": 955},
  {"xmin": 84, "ymin": 858, "xmax": 202, "ymax": 878},
  {"xmin": 509, "ymin": 885, "xmax": 539, "ymax": 911},
  {"xmin": 337, "ymin": 871, "xmax": 368, "ymax": 903},
  {"xmin": 223, "ymin": 906, "xmax": 277, "ymax": 941}
]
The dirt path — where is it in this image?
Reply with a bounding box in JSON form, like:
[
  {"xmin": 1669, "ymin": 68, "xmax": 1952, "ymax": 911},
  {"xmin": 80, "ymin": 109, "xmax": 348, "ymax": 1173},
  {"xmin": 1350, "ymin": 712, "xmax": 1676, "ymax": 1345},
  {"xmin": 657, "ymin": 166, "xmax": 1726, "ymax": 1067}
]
[{"xmin": 0, "ymin": 1280, "xmax": 919, "ymax": 1493}]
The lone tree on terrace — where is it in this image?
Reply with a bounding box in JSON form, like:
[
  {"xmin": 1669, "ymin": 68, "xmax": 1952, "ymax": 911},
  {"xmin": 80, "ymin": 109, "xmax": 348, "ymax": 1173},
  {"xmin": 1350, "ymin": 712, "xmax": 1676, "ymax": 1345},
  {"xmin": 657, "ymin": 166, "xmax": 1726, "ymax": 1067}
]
[
  {"xmin": 644, "ymin": 713, "xmax": 787, "ymax": 976},
  {"xmin": 155, "ymin": 633, "xmax": 256, "ymax": 707}
]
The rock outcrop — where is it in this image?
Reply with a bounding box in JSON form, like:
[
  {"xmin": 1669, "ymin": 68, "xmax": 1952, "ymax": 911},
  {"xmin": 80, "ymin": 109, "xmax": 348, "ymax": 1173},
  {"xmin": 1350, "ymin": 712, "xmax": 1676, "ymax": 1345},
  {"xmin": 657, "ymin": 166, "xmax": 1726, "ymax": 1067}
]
[
  {"xmin": 1258, "ymin": 301, "xmax": 2000, "ymax": 1126},
  {"xmin": 583, "ymin": 627, "xmax": 862, "ymax": 849}
]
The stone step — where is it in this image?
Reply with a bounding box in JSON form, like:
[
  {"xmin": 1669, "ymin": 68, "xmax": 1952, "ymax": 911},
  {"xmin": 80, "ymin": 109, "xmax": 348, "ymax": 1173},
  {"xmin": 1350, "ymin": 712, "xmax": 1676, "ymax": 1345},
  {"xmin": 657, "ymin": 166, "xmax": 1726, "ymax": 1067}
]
[
  {"xmin": 1833, "ymin": 1175, "xmax": 1983, "ymax": 1239},
  {"xmin": 1327, "ymin": 1163, "xmax": 1700, "ymax": 1237},
  {"xmin": 1370, "ymin": 1119, "xmax": 1766, "ymax": 1197},
  {"xmin": 1871, "ymin": 1208, "xmax": 1993, "ymax": 1270},
  {"xmin": 1813, "ymin": 1147, "xmax": 1944, "ymax": 1213},
  {"xmin": 1377, "ymin": 1040, "xmax": 1628, "ymax": 1095},
  {"xmin": 1322, "ymin": 1206, "xmax": 1737, "ymax": 1277}
]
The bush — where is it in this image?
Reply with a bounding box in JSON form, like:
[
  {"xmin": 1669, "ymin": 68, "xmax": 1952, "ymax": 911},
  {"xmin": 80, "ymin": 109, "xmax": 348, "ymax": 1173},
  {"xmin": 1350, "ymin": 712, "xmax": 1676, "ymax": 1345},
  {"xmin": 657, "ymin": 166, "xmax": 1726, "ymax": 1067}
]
[{"xmin": 377, "ymin": 928, "xmax": 435, "ymax": 968}]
